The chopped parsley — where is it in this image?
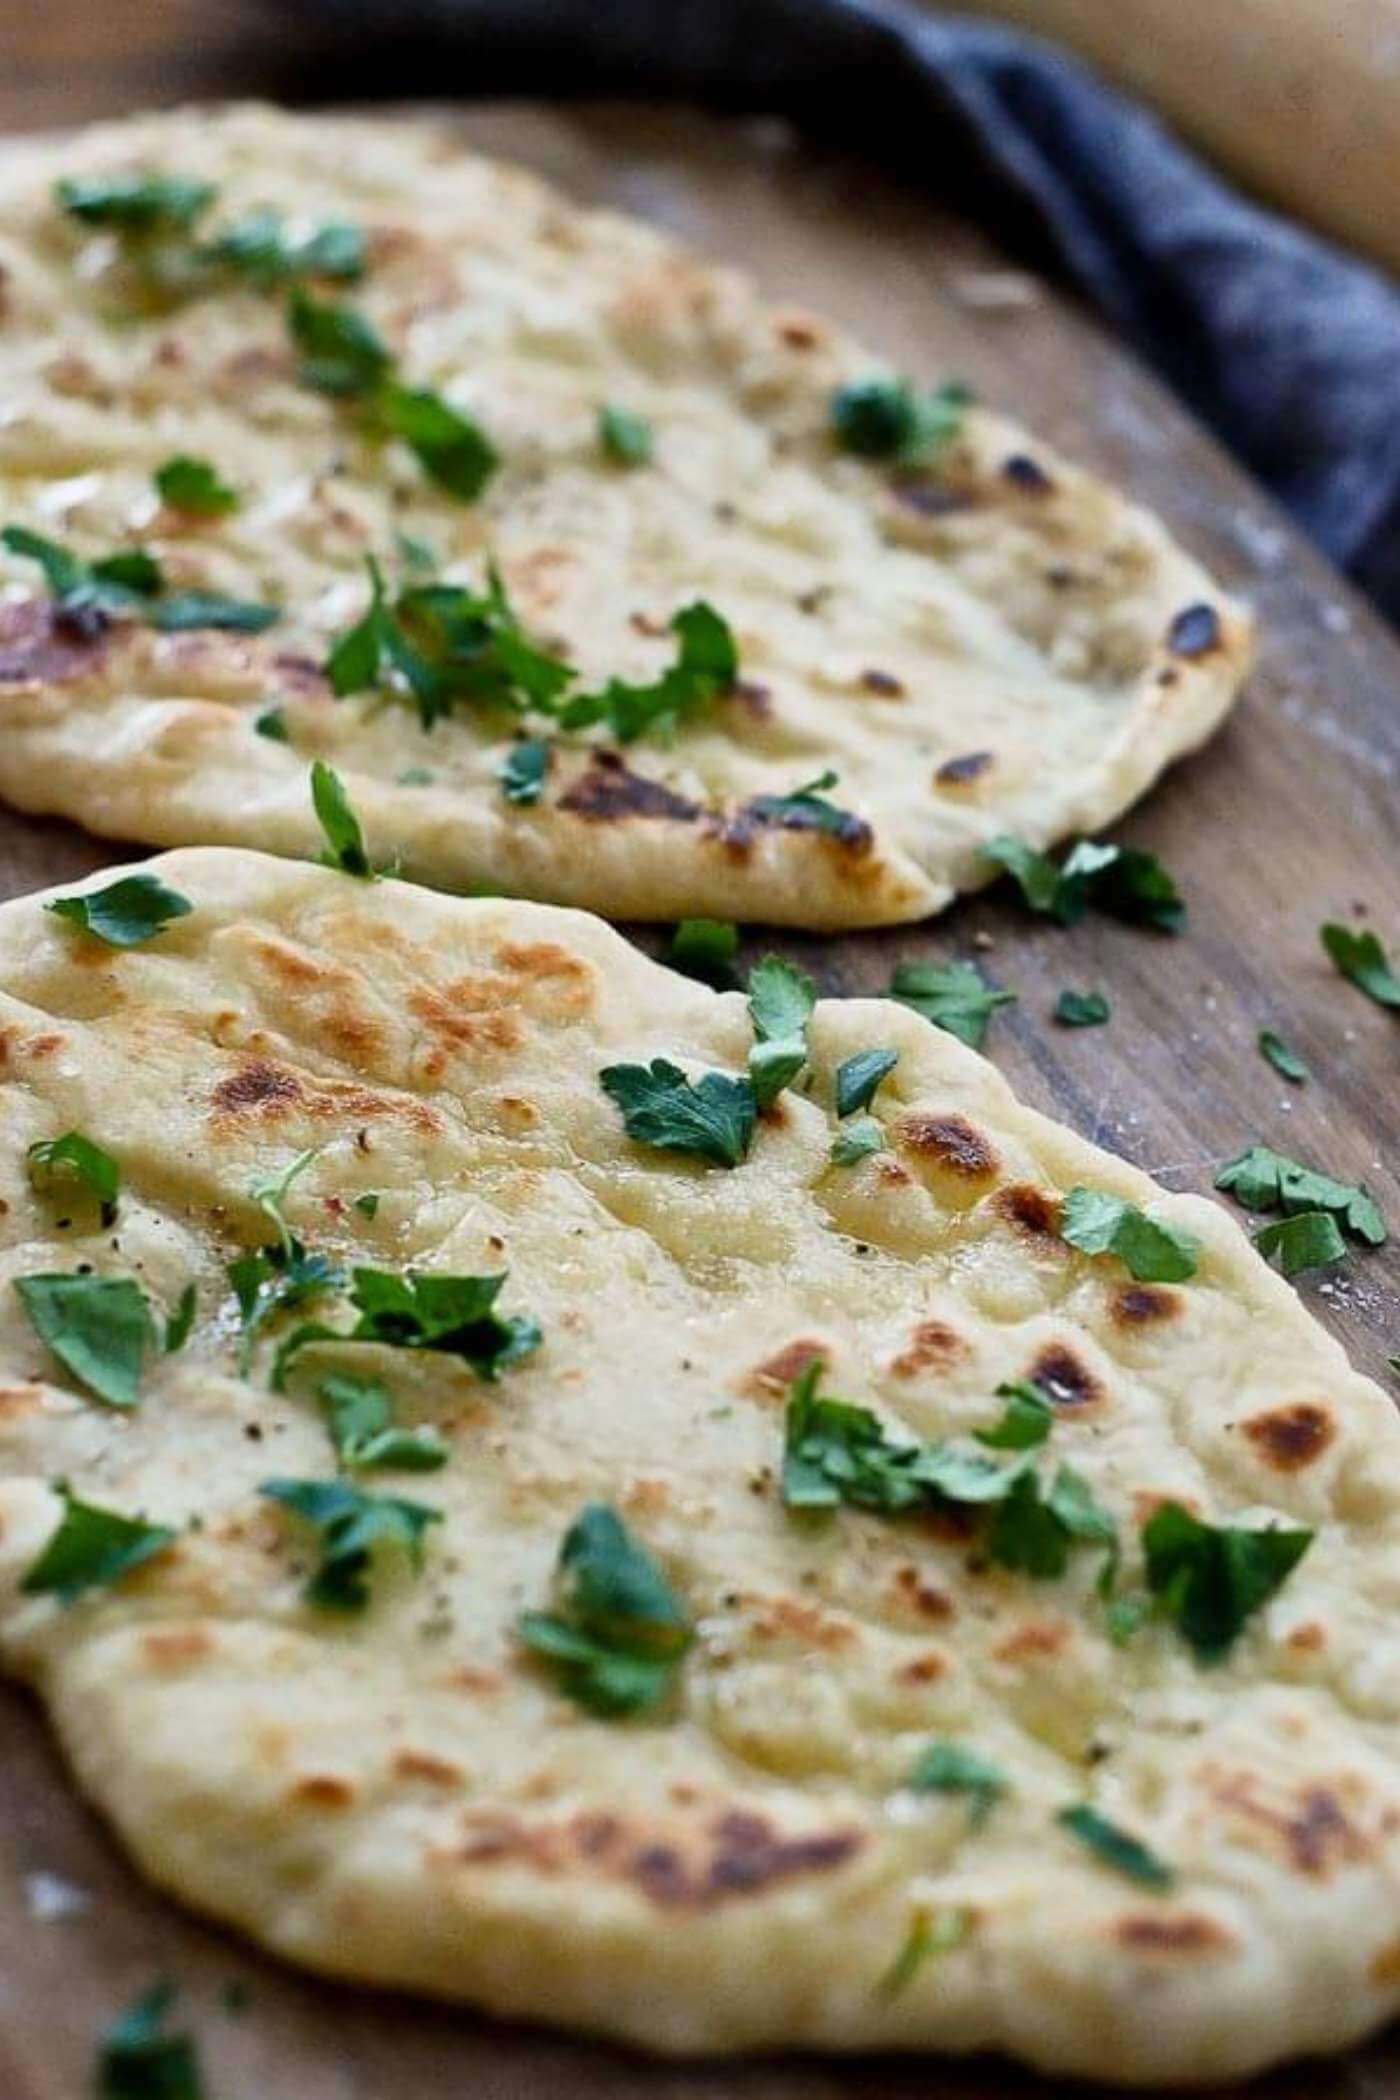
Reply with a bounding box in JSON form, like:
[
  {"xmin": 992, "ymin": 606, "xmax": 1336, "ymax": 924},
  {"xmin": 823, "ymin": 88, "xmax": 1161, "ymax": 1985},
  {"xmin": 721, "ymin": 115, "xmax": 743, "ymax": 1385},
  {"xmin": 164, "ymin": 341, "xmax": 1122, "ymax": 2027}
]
[
  {"xmin": 4, "ymin": 524, "xmax": 277, "ymax": 632},
  {"xmin": 517, "ymin": 1502, "xmax": 693, "ymax": 1716},
  {"xmin": 746, "ymin": 954, "xmax": 816, "ymax": 1108},
  {"xmin": 667, "ymin": 918, "xmax": 739, "ymax": 986},
  {"xmin": 1055, "ymin": 988, "xmax": 1109, "ymax": 1028},
  {"xmin": 96, "ymin": 1980, "xmax": 204, "ymax": 2100},
  {"xmin": 26, "ymin": 1131, "xmax": 119, "ymax": 1224},
  {"xmin": 317, "ymin": 1372, "xmax": 448, "ymax": 1472},
  {"xmin": 906, "ymin": 1740, "xmax": 1007, "ymax": 1827},
  {"xmin": 15, "ymin": 1274, "xmax": 153, "ymax": 1407},
  {"xmin": 164, "ymin": 1282, "xmax": 197, "ymax": 1354},
  {"xmin": 559, "ymin": 600, "xmax": 737, "ymax": 744},
  {"xmin": 149, "ymin": 590, "xmax": 278, "ymax": 633},
  {"xmin": 327, "ymin": 557, "xmax": 571, "ymax": 728},
  {"xmin": 1140, "ymin": 1500, "xmax": 1314, "ymax": 1662},
  {"xmin": 311, "ymin": 759, "xmax": 373, "ymax": 877},
  {"xmin": 202, "ymin": 210, "xmax": 365, "ymax": 286},
  {"xmin": 1059, "ymin": 1188, "xmax": 1199, "ymax": 1283},
  {"xmin": 230, "ymin": 1243, "xmax": 344, "ymax": 1374},
  {"xmin": 830, "ymin": 374, "xmax": 970, "ymax": 463},
  {"xmin": 24, "ymin": 1485, "xmax": 174, "ymax": 1606},
  {"xmin": 260, "ymin": 1476, "xmax": 441, "ymax": 1611},
  {"xmin": 1253, "ymin": 1210, "xmax": 1347, "ymax": 1277},
  {"xmin": 976, "ymin": 1379, "xmax": 1054, "ymax": 1450},
  {"xmin": 274, "ymin": 1267, "xmax": 542, "ymax": 1388},
  {"xmin": 876, "ymin": 1905, "xmax": 972, "ymax": 2000},
  {"xmin": 380, "ymin": 380, "xmax": 500, "ymax": 501},
  {"xmin": 1058, "ymin": 1804, "xmax": 1174, "ymax": 1890},
  {"xmin": 46, "ymin": 872, "xmax": 192, "ymax": 948},
  {"xmin": 498, "ymin": 737, "xmax": 551, "ymax": 805},
  {"xmin": 354, "ymin": 1192, "xmax": 380, "ymax": 1220},
  {"xmin": 154, "ymin": 455, "xmax": 237, "ymax": 516},
  {"xmin": 889, "ymin": 958, "xmax": 1015, "ymax": 1049},
  {"xmin": 830, "ymin": 1114, "xmax": 884, "ymax": 1166},
  {"xmin": 599, "ymin": 1058, "xmax": 757, "ymax": 1168},
  {"xmin": 598, "ymin": 402, "xmax": 653, "ymax": 465},
  {"xmin": 287, "ymin": 286, "xmax": 392, "ymax": 395},
  {"xmin": 1257, "ymin": 1029, "xmax": 1308, "ymax": 1083},
  {"xmin": 984, "ymin": 835, "xmax": 1184, "ymax": 932},
  {"xmin": 254, "ymin": 707, "xmax": 288, "ymax": 741},
  {"xmin": 746, "ymin": 768, "xmax": 859, "ymax": 837},
  {"xmin": 1321, "ymin": 921, "xmax": 1400, "ymax": 1009},
  {"xmin": 1214, "ymin": 1145, "xmax": 1385, "ymax": 1245},
  {"xmin": 57, "ymin": 172, "xmax": 215, "ymax": 231},
  {"xmin": 834, "ymin": 1047, "xmax": 898, "ymax": 1118}
]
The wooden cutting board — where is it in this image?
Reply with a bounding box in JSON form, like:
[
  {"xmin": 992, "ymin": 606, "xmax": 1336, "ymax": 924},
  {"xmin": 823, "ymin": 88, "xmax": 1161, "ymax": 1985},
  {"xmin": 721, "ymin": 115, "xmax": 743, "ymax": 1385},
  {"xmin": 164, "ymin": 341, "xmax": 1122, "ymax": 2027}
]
[{"xmin": 0, "ymin": 59, "xmax": 1397, "ymax": 2100}]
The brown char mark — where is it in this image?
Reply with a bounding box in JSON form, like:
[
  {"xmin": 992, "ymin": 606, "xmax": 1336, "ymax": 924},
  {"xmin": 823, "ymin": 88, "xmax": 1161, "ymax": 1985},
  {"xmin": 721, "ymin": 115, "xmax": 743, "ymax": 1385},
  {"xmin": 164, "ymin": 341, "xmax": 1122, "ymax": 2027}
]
[
  {"xmin": 558, "ymin": 751, "xmax": 700, "ymax": 823},
  {"xmin": 1167, "ymin": 602, "xmax": 1223, "ymax": 658},
  {"xmin": 0, "ymin": 596, "xmax": 114, "ymax": 684}
]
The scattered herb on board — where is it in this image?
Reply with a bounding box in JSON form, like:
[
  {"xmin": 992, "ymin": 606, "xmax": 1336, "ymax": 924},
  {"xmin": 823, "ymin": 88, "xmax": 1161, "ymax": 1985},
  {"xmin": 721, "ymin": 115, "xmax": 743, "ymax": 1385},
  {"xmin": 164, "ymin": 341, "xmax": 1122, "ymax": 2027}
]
[
  {"xmin": 889, "ymin": 959, "xmax": 1016, "ymax": 1049},
  {"xmin": 668, "ymin": 918, "xmax": 739, "ymax": 987},
  {"xmin": 830, "ymin": 374, "xmax": 971, "ymax": 463},
  {"xmin": 1055, "ymin": 989, "xmax": 1109, "ymax": 1028},
  {"xmin": 599, "ymin": 1058, "xmax": 757, "ymax": 1168},
  {"xmin": 24, "ymin": 1486, "xmax": 175, "ymax": 1606},
  {"xmin": 1214, "ymin": 1145, "xmax": 1385, "ymax": 1245},
  {"xmin": 95, "ymin": 1980, "xmax": 204, "ymax": 2100},
  {"xmin": 984, "ymin": 836, "xmax": 1185, "ymax": 932},
  {"xmin": 1258, "ymin": 1029, "xmax": 1309, "ymax": 1083},
  {"xmin": 517, "ymin": 1502, "xmax": 694, "ymax": 1715},
  {"xmin": 26, "ymin": 1132, "xmax": 120, "ymax": 1224},
  {"xmin": 598, "ymin": 402, "xmax": 653, "ymax": 465},
  {"xmin": 746, "ymin": 954, "xmax": 816, "ymax": 1108},
  {"xmin": 1059, "ymin": 1188, "xmax": 1199, "ymax": 1283},
  {"xmin": 14, "ymin": 1274, "xmax": 154, "ymax": 1407},
  {"xmin": 260, "ymin": 1476, "xmax": 441, "ymax": 1611},
  {"xmin": 1057, "ymin": 1805, "xmax": 1174, "ymax": 1889},
  {"xmin": 1253, "ymin": 1211, "xmax": 1347, "ymax": 1277},
  {"xmin": 1320, "ymin": 921, "xmax": 1400, "ymax": 1010}
]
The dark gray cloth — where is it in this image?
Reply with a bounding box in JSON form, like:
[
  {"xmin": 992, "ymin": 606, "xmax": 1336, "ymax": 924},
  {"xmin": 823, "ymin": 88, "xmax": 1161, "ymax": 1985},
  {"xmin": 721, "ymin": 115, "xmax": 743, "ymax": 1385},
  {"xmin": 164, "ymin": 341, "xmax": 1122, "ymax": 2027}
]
[{"xmin": 302, "ymin": 0, "xmax": 1400, "ymax": 614}]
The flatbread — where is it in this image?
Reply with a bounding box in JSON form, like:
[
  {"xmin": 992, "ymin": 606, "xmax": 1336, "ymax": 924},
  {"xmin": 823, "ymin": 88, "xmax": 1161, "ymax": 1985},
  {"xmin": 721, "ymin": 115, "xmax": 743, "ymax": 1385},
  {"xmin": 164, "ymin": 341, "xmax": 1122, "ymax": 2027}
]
[
  {"xmin": 0, "ymin": 847, "xmax": 1396, "ymax": 2083},
  {"xmin": 0, "ymin": 105, "xmax": 1249, "ymax": 929}
]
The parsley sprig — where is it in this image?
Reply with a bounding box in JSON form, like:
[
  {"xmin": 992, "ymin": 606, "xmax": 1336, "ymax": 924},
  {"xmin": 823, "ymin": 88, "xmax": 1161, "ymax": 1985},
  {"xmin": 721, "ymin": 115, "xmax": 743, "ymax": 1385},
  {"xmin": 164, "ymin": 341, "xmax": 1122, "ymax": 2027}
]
[
  {"xmin": 261, "ymin": 1476, "xmax": 441, "ymax": 1612},
  {"xmin": 984, "ymin": 835, "xmax": 1184, "ymax": 932},
  {"xmin": 3, "ymin": 523, "xmax": 277, "ymax": 633},
  {"xmin": 518, "ymin": 1502, "xmax": 693, "ymax": 1715}
]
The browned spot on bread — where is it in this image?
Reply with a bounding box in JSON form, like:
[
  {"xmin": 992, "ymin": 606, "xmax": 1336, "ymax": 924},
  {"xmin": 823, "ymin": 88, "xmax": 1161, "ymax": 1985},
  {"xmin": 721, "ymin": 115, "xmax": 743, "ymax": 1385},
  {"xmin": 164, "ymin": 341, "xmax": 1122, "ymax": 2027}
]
[
  {"xmin": 889, "ymin": 1318, "xmax": 967, "ymax": 1378},
  {"xmin": 935, "ymin": 750, "xmax": 994, "ymax": 786},
  {"xmin": 875, "ymin": 1157, "xmax": 913, "ymax": 1188},
  {"xmin": 892, "ymin": 477, "xmax": 976, "ymax": 518},
  {"xmin": 1213, "ymin": 1773, "xmax": 1371, "ymax": 1879},
  {"xmin": 1242, "ymin": 1401, "xmax": 1336, "ymax": 1472},
  {"xmin": 290, "ymin": 1774, "xmax": 356, "ymax": 1809},
  {"xmin": 1029, "ymin": 1342, "xmax": 1103, "ymax": 1410},
  {"xmin": 410, "ymin": 982, "xmax": 521, "ymax": 1057},
  {"xmin": 494, "ymin": 1094, "xmax": 539, "ymax": 1131},
  {"xmin": 897, "ymin": 1650, "xmax": 948, "ymax": 1685},
  {"xmin": 1133, "ymin": 1488, "xmax": 1199, "ymax": 1526},
  {"xmin": 742, "ymin": 1337, "xmax": 828, "ymax": 1399},
  {"xmin": 621, "ymin": 1477, "xmax": 671, "ymax": 1518},
  {"xmin": 861, "ymin": 668, "xmax": 904, "ymax": 696},
  {"xmin": 272, "ymin": 650, "xmax": 329, "ymax": 694},
  {"xmin": 393, "ymin": 1749, "xmax": 464, "ymax": 1787},
  {"xmin": 994, "ymin": 1183, "xmax": 1063, "ymax": 1240},
  {"xmin": 448, "ymin": 1664, "xmax": 505, "ymax": 1694},
  {"xmin": 1371, "ymin": 1936, "xmax": 1400, "ymax": 1986},
  {"xmin": 212, "ymin": 1059, "xmax": 303, "ymax": 1116},
  {"xmin": 1168, "ymin": 603, "xmax": 1222, "ymax": 657},
  {"xmin": 995, "ymin": 1618, "xmax": 1071, "ymax": 1663},
  {"xmin": 1115, "ymin": 1913, "xmax": 1233, "ymax": 1956},
  {"xmin": 445, "ymin": 1806, "xmax": 863, "ymax": 1910},
  {"xmin": 0, "ymin": 596, "xmax": 114, "ymax": 684},
  {"xmin": 897, "ymin": 1112, "xmax": 999, "ymax": 1179},
  {"xmin": 560, "ymin": 752, "xmax": 700, "ymax": 823},
  {"xmin": 1111, "ymin": 1284, "xmax": 1182, "ymax": 1326},
  {"xmin": 777, "ymin": 315, "xmax": 822, "ymax": 350},
  {"xmin": 493, "ymin": 941, "xmax": 595, "ymax": 1018},
  {"xmin": 0, "ymin": 1384, "xmax": 45, "ymax": 1420},
  {"xmin": 892, "ymin": 1566, "xmax": 954, "ymax": 1621},
  {"xmin": 735, "ymin": 793, "xmax": 872, "ymax": 853},
  {"xmin": 141, "ymin": 1628, "xmax": 211, "ymax": 1669},
  {"xmin": 1286, "ymin": 1621, "xmax": 1327, "ymax": 1653},
  {"xmin": 1003, "ymin": 453, "xmax": 1054, "ymax": 495},
  {"xmin": 747, "ymin": 1595, "xmax": 855, "ymax": 1652}
]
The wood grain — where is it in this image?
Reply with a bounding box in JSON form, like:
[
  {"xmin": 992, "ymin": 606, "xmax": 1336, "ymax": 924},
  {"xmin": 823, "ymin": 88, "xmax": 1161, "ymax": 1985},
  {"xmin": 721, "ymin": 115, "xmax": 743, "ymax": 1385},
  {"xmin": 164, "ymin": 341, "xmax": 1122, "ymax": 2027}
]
[{"xmin": 0, "ymin": 21, "xmax": 1397, "ymax": 2100}]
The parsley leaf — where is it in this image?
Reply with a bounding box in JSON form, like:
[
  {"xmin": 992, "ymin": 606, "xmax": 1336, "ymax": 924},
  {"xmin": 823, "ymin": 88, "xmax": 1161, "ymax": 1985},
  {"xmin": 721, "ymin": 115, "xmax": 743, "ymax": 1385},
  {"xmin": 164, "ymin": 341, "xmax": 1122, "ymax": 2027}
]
[
  {"xmin": 1257, "ymin": 1029, "xmax": 1308, "ymax": 1083},
  {"xmin": 906, "ymin": 1740, "xmax": 1007, "ymax": 1827},
  {"xmin": 834, "ymin": 1047, "xmax": 898, "ymax": 1119},
  {"xmin": 261, "ymin": 1476, "xmax": 441, "ymax": 1611},
  {"xmin": 830, "ymin": 1114, "xmax": 884, "ymax": 1165},
  {"xmin": 976, "ymin": 1380, "xmax": 1054, "ymax": 1451},
  {"xmin": 984, "ymin": 835, "xmax": 1184, "ymax": 932},
  {"xmin": 24, "ymin": 1485, "xmax": 174, "ymax": 1606},
  {"xmin": 148, "ymin": 590, "xmax": 278, "ymax": 633},
  {"xmin": 3, "ymin": 523, "xmax": 163, "ymax": 614},
  {"xmin": 830, "ymin": 374, "xmax": 970, "ymax": 462},
  {"xmin": 986, "ymin": 1464, "xmax": 1118, "ymax": 1583},
  {"xmin": 518, "ymin": 1502, "xmax": 693, "ymax": 1716},
  {"xmin": 1214, "ymin": 1145, "xmax": 1386, "ymax": 1245},
  {"xmin": 1055, "ymin": 988, "xmax": 1109, "ymax": 1028},
  {"xmin": 15, "ymin": 1274, "xmax": 153, "ymax": 1407},
  {"xmin": 57, "ymin": 172, "xmax": 215, "ymax": 232},
  {"xmin": 229, "ymin": 1224, "xmax": 344, "ymax": 1375},
  {"xmin": 667, "ymin": 918, "xmax": 739, "ymax": 987},
  {"xmin": 1058, "ymin": 1804, "xmax": 1174, "ymax": 1889},
  {"xmin": 1059, "ymin": 1188, "xmax": 1199, "ymax": 1282},
  {"xmin": 380, "ymin": 380, "xmax": 499, "ymax": 501},
  {"xmin": 599, "ymin": 1058, "xmax": 757, "ymax": 1168},
  {"xmin": 163, "ymin": 1282, "xmax": 197, "ymax": 1354},
  {"xmin": 310, "ymin": 759, "xmax": 373, "ymax": 876},
  {"xmin": 254, "ymin": 706, "xmax": 288, "ymax": 741},
  {"xmin": 746, "ymin": 768, "xmax": 861, "ymax": 838},
  {"xmin": 46, "ymin": 872, "xmax": 192, "ymax": 949},
  {"xmin": 598, "ymin": 402, "xmax": 653, "ymax": 465},
  {"xmin": 559, "ymin": 600, "xmax": 737, "ymax": 743},
  {"xmin": 287, "ymin": 286, "xmax": 392, "ymax": 396},
  {"xmin": 889, "ymin": 959, "xmax": 1015, "ymax": 1049},
  {"xmin": 746, "ymin": 954, "xmax": 816, "ymax": 1108},
  {"xmin": 26, "ymin": 1131, "xmax": 120, "ymax": 1224},
  {"xmin": 1253, "ymin": 1210, "xmax": 1347, "ymax": 1277},
  {"xmin": 1321, "ymin": 921, "xmax": 1400, "ymax": 1009},
  {"xmin": 202, "ymin": 210, "xmax": 365, "ymax": 286},
  {"xmin": 1141, "ymin": 1501, "xmax": 1315, "ymax": 1661},
  {"xmin": 875, "ymin": 1905, "xmax": 972, "ymax": 2001},
  {"xmin": 498, "ymin": 737, "xmax": 551, "ymax": 805},
  {"xmin": 338, "ymin": 1267, "xmax": 541, "ymax": 1379},
  {"xmin": 97, "ymin": 1981, "xmax": 204, "ymax": 2100},
  {"xmin": 154, "ymin": 454, "xmax": 237, "ymax": 516},
  {"xmin": 317, "ymin": 1372, "xmax": 448, "ymax": 1472}
]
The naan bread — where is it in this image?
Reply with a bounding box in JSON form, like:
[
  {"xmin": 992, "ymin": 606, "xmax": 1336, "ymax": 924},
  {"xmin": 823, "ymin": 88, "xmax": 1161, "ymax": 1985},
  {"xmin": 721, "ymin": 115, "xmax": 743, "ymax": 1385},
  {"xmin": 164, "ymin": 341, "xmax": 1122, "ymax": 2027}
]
[
  {"xmin": 0, "ymin": 848, "xmax": 1396, "ymax": 2083},
  {"xmin": 0, "ymin": 106, "xmax": 1249, "ymax": 929}
]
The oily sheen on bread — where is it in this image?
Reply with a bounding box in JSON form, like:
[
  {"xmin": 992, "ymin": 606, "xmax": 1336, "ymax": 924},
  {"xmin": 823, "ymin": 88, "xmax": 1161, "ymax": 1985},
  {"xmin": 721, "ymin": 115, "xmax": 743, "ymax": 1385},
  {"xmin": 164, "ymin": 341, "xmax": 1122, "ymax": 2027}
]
[
  {"xmin": 0, "ymin": 848, "xmax": 1396, "ymax": 2083},
  {"xmin": 0, "ymin": 106, "xmax": 1248, "ymax": 929}
]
